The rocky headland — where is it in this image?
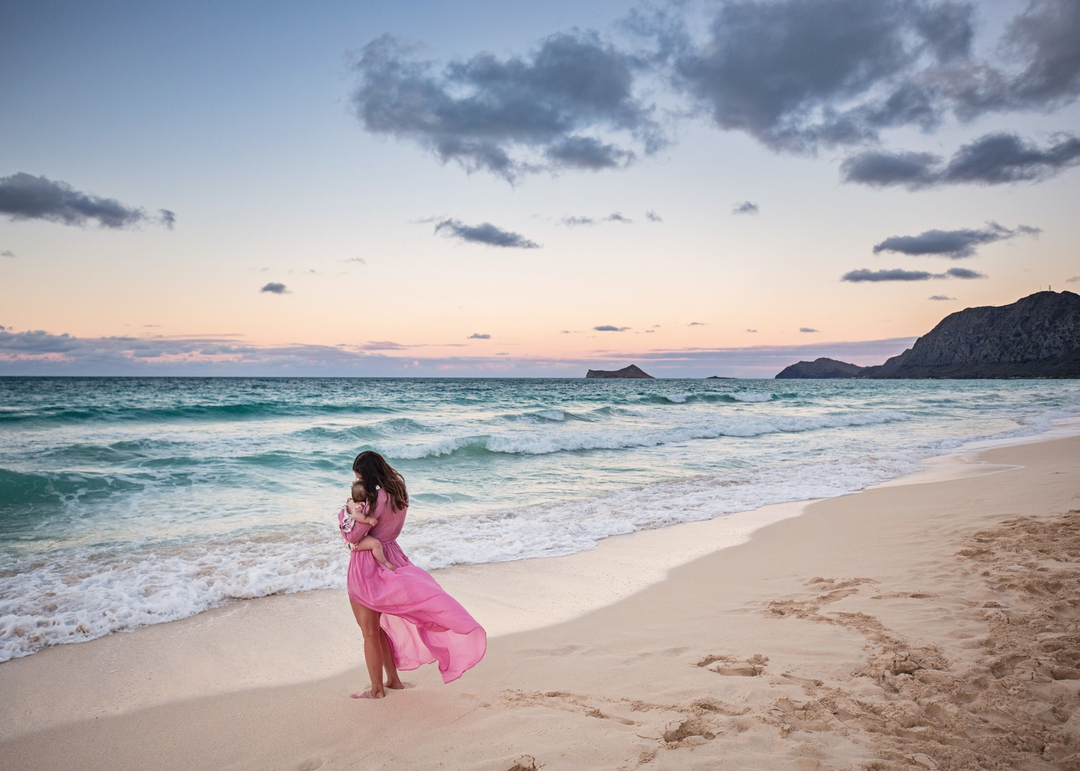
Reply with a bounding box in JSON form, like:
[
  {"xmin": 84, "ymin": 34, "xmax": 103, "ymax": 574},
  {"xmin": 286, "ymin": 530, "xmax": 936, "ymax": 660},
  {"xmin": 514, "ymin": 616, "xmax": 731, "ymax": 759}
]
[{"xmin": 775, "ymin": 291, "xmax": 1080, "ymax": 379}]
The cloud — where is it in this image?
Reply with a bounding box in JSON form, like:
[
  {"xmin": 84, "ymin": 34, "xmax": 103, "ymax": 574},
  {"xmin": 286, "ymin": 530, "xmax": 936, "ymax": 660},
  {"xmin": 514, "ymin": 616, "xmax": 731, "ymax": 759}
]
[
  {"xmin": 345, "ymin": 257, "xmax": 367, "ymax": 264},
  {"xmin": 800, "ymin": 327, "xmax": 819, "ymax": 333},
  {"xmin": 261, "ymin": 282, "xmax": 289, "ymax": 294},
  {"xmin": 1067, "ymin": 276, "xmax": 1080, "ymax": 283},
  {"xmin": 0, "ymin": 172, "xmax": 175, "ymax": 229},
  {"xmin": 594, "ymin": 325, "xmax": 630, "ymax": 332},
  {"xmin": 545, "ymin": 136, "xmax": 635, "ymax": 170},
  {"xmin": 747, "ymin": 329, "xmax": 758, "ymax": 333},
  {"xmin": 841, "ymin": 267, "xmax": 986, "ymax": 282},
  {"xmin": 349, "ymin": 1, "xmax": 1080, "ymax": 181},
  {"xmin": 943, "ymin": 267, "xmax": 985, "ymax": 279},
  {"xmin": 688, "ymin": 321, "xmax": 707, "ymax": 326},
  {"xmin": 562, "ymin": 215, "xmax": 594, "ymax": 226},
  {"xmin": 841, "ymin": 132, "xmax": 1080, "ymax": 188},
  {"xmin": 947, "ymin": 0, "xmax": 1080, "ymax": 116},
  {"xmin": 350, "ymin": 32, "xmax": 664, "ymax": 181},
  {"xmin": 645, "ymin": 210, "xmax": 662, "ymax": 222},
  {"xmin": 1, "ymin": 250, "xmax": 14, "ymax": 258},
  {"xmin": 360, "ymin": 340, "xmax": 408, "ymax": 350},
  {"xmin": 872, "ymin": 222, "xmax": 1040, "ymax": 259},
  {"xmin": 732, "ymin": 201, "xmax": 759, "ymax": 215},
  {"xmin": 434, "ymin": 219, "xmax": 540, "ymax": 248},
  {"xmin": 562, "ymin": 212, "xmax": 633, "ymax": 226},
  {"xmin": 644, "ymin": 0, "xmax": 1080, "ymax": 155},
  {"xmin": 929, "ymin": 295, "xmax": 955, "ymax": 300},
  {"xmin": 654, "ymin": 0, "xmax": 973, "ymax": 153},
  {"xmin": 468, "ymin": 333, "xmax": 491, "ymax": 339}
]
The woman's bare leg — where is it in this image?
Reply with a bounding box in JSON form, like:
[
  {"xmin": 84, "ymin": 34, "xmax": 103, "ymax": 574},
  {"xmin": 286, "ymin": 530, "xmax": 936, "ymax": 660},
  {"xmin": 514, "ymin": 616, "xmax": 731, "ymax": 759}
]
[
  {"xmin": 350, "ymin": 600, "xmax": 386, "ymax": 699},
  {"xmin": 380, "ymin": 628, "xmax": 403, "ymax": 689}
]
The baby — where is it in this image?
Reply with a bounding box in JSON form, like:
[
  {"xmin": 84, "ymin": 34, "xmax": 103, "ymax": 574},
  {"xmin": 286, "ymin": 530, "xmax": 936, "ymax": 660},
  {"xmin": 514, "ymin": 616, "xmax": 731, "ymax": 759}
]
[{"xmin": 341, "ymin": 480, "xmax": 396, "ymax": 571}]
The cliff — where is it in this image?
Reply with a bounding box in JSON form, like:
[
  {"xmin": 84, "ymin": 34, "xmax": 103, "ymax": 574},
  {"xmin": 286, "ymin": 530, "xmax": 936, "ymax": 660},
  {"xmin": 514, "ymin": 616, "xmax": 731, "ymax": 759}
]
[
  {"xmin": 773, "ymin": 291, "xmax": 1080, "ymax": 379},
  {"xmin": 775, "ymin": 358, "xmax": 864, "ymax": 379},
  {"xmin": 863, "ymin": 291, "xmax": 1080, "ymax": 379},
  {"xmin": 586, "ymin": 364, "xmax": 654, "ymax": 379}
]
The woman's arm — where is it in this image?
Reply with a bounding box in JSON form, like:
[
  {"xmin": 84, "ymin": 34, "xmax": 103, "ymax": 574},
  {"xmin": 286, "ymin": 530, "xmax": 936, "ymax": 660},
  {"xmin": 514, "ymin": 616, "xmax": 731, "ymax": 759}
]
[{"xmin": 339, "ymin": 502, "xmax": 375, "ymax": 544}]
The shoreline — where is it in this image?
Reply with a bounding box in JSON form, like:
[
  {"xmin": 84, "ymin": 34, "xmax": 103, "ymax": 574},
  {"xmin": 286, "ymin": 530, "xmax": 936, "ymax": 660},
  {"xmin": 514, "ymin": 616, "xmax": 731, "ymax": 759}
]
[
  {"xmin": 1, "ymin": 424, "xmax": 1077, "ymax": 728},
  {"xmin": 2, "ymin": 431, "xmax": 1079, "ymax": 769}
]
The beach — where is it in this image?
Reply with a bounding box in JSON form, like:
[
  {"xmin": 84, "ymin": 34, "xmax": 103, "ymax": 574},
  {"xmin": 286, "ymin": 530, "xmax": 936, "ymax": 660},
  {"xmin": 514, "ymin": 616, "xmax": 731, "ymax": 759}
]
[{"xmin": 2, "ymin": 433, "xmax": 1078, "ymax": 770}]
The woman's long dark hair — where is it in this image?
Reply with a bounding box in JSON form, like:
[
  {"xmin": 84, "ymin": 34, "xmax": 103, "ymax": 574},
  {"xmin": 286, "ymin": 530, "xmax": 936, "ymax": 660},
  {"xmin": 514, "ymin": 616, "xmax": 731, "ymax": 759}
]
[{"xmin": 352, "ymin": 451, "xmax": 409, "ymax": 515}]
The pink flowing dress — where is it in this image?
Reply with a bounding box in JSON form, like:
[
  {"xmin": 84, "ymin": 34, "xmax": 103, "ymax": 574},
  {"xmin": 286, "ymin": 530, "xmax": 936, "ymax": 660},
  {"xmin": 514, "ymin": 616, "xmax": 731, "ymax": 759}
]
[{"xmin": 337, "ymin": 490, "xmax": 486, "ymax": 683}]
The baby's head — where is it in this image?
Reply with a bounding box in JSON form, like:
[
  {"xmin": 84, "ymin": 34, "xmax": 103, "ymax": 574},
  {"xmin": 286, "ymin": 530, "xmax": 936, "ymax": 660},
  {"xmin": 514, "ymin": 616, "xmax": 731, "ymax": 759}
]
[{"xmin": 350, "ymin": 480, "xmax": 366, "ymax": 503}]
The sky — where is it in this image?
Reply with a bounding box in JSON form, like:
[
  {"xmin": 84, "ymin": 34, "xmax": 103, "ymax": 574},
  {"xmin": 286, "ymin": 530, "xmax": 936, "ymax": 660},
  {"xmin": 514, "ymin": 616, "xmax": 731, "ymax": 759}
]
[{"xmin": 1, "ymin": 0, "xmax": 1078, "ymax": 377}]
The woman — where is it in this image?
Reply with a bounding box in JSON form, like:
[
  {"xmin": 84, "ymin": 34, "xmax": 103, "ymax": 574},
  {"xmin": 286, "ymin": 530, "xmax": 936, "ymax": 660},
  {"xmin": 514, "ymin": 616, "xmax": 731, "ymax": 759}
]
[{"xmin": 338, "ymin": 451, "xmax": 486, "ymax": 699}]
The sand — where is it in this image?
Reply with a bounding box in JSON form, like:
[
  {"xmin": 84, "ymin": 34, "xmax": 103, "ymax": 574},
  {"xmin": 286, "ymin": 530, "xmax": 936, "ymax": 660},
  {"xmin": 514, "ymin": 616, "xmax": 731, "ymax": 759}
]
[{"xmin": 1, "ymin": 436, "xmax": 1078, "ymax": 770}]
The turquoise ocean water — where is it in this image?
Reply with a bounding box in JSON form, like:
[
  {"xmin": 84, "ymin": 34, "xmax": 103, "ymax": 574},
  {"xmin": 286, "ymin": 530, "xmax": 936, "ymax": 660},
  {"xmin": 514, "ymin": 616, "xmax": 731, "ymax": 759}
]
[{"xmin": 2, "ymin": 376, "xmax": 1078, "ymax": 661}]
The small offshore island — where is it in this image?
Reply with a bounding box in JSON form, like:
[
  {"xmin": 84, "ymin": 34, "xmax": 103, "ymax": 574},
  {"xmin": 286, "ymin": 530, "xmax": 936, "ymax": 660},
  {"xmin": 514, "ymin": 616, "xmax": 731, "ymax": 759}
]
[
  {"xmin": 777, "ymin": 291, "xmax": 1080, "ymax": 379},
  {"xmin": 586, "ymin": 364, "xmax": 654, "ymax": 379}
]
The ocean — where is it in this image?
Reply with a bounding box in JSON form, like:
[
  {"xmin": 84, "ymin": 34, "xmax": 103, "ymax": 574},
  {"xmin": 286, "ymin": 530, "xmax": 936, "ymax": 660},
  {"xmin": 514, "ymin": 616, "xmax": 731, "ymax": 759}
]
[{"xmin": 1, "ymin": 376, "xmax": 1078, "ymax": 662}]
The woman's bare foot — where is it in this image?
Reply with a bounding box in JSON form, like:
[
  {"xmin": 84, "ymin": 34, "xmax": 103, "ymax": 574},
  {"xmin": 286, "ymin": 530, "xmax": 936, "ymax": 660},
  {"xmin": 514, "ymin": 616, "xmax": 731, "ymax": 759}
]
[
  {"xmin": 350, "ymin": 688, "xmax": 384, "ymax": 699},
  {"xmin": 385, "ymin": 679, "xmax": 406, "ymax": 690}
]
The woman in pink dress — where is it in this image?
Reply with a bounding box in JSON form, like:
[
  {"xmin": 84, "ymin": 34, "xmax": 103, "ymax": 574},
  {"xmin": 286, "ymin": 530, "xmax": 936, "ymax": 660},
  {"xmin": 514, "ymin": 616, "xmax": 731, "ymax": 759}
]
[{"xmin": 338, "ymin": 451, "xmax": 486, "ymax": 699}]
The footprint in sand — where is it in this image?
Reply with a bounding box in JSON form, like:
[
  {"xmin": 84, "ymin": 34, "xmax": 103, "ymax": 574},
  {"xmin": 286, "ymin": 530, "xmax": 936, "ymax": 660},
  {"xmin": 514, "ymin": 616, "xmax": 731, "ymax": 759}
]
[
  {"xmin": 697, "ymin": 653, "xmax": 769, "ymax": 676},
  {"xmin": 662, "ymin": 718, "xmax": 716, "ymax": 747}
]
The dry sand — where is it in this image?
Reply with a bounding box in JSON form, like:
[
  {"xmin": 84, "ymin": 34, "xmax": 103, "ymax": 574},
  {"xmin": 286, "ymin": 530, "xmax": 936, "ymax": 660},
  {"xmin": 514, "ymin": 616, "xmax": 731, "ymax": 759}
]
[{"xmin": 1, "ymin": 436, "xmax": 1078, "ymax": 770}]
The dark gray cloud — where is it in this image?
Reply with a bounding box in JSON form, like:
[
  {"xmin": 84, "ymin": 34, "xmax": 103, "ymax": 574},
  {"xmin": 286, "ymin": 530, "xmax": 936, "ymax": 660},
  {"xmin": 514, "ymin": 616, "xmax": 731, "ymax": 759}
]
[
  {"xmin": 1067, "ymin": 276, "xmax": 1080, "ymax": 283},
  {"xmin": 732, "ymin": 201, "xmax": 759, "ymax": 215},
  {"xmin": 800, "ymin": 327, "xmax": 819, "ymax": 333},
  {"xmin": 351, "ymin": 32, "xmax": 664, "ymax": 181},
  {"xmin": 841, "ymin": 132, "xmax": 1080, "ymax": 188},
  {"xmin": 261, "ymin": 282, "xmax": 289, "ymax": 294},
  {"xmin": 435, "ymin": 219, "xmax": 540, "ymax": 248},
  {"xmin": 629, "ymin": 0, "xmax": 1080, "ymax": 160},
  {"xmin": 594, "ymin": 325, "xmax": 630, "ymax": 331},
  {"xmin": 545, "ymin": 136, "xmax": 635, "ymax": 170},
  {"xmin": 657, "ymin": 0, "xmax": 972, "ymax": 152},
  {"xmin": 604, "ymin": 211, "xmax": 632, "ymax": 223},
  {"xmin": 349, "ymin": 1, "xmax": 1080, "ymax": 181},
  {"xmin": 688, "ymin": 321, "xmax": 707, "ymax": 326},
  {"xmin": 562, "ymin": 215, "xmax": 594, "ymax": 226},
  {"xmin": 929, "ymin": 294, "xmax": 956, "ymax": 300},
  {"xmin": 0, "ymin": 172, "xmax": 175, "ymax": 229},
  {"xmin": 1, "ymin": 250, "xmax": 14, "ymax": 258},
  {"xmin": 842, "ymin": 266, "xmax": 986, "ymax": 282},
  {"xmin": 468, "ymin": 333, "xmax": 491, "ymax": 339},
  {"xmin": 645, "ymin": 210, "xmax": 662, "ymax": 222},
  {"xmin": 873, "ymin": 222, "xmax": 1040, "ymax": 259},
  {"xmin": 946, "ymin": 0, "xmax": 1080, "ymax": 116},
  {"xmin": 944, "ymin": 267, "xmax": 985, "ymax": 279}
]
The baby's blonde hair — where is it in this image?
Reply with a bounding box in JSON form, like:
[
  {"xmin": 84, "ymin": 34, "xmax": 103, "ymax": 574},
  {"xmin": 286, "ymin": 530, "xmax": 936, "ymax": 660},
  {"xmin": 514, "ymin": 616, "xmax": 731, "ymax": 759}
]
[{"xmin": 350, "ymin": 480, "xmax": 365, "ymax": 502}]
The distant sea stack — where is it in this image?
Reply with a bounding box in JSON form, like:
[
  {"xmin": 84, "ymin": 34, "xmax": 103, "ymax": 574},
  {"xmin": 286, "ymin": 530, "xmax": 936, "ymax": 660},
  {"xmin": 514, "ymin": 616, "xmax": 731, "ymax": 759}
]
[
  {"xmin": 776, "ymin": 358, "xmax": 864, "ymax": 379},
  {"xmin": 774, "ymin": 291, "xmax": 1080, "ymax": 379},
  {"xmin": 586, "ymin": 364, "xmax": 654, "ymax": 379}
]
